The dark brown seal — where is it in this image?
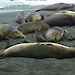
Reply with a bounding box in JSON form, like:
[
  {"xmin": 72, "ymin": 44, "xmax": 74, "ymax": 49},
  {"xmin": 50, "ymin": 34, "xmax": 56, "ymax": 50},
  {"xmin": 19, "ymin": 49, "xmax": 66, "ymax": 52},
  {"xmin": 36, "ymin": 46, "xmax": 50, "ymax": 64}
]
[
  {"xmin": 43, "ymin": 13, "xmax": 74, "ymax": 26},
  {"xmin": 36, "ymin": 3, "xmax": 74, "ymax": 12}
]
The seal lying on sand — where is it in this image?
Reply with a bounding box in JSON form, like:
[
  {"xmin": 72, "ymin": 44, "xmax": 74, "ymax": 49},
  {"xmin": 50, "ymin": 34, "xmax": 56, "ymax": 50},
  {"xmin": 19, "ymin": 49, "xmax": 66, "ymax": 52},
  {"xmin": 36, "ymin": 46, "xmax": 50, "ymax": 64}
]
[
  {"xmin": 0, "ymin": 24, "xmax": 25, "ymax": 38},
  {"xmin": 36, "ymin": 3, "xmax": 74, "ymax": 12},
  {"xmin": 34, "ymin": 26, "xmax": 67, "ymax": 42},
  {"xmin": 17, "ymin": 22, "xmax": 49, "ymax": 34},
  {"xmin": 15, "ymin": 11, "xmax": 30, "ymax": 24},
  {"xmin": 45, "ymin": 26, "xmax": 66, "ymax": 41},
  {"xmin": 1, "ymin": 42, "xmax": 75, "ymax": 59},
  {"xmin": 25, "ymin": 12, "xmax": 44, "ymax": 22},
  {"xmin": 43, "ymin": 13, "xmax": 74, "ymax": 26}
]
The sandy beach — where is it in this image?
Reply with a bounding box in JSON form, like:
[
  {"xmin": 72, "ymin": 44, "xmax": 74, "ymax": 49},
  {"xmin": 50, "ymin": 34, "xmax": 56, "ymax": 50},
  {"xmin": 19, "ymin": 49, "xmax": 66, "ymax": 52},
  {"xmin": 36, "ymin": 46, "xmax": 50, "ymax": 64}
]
[{"xmin": 0, "ymin": 8, "xmax": 75, "ymax": 75}]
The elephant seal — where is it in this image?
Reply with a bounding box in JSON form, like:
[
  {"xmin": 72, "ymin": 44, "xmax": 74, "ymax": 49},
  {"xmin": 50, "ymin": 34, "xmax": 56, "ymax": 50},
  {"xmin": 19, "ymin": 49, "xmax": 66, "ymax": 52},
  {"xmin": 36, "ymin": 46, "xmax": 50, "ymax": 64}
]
[
  {"xmin": 15, "ymin": 11, "xmax": 30, "ymax": 24},
  {"xmin": 17, "ymin": 22, "xmax": 49, "ymax": 34},
  {"xmin": 25, "ymin": 12, "xmax": 44, "ymax": 22},
  {"xmin": 45, "ymin": 26, "xmax": 66, "ymax": 41},
  {"xmin": 43, "ymin": 13, "xmax": 74, "ymax": 26},
  {"xmin": 0, "ymin": 24, "xmax": 25, "ymax": 38},
  {"xmin": 36, "ymin": 3, "xmax": 74, "ymax": 12},
  {"xmin": 0, "ymin": 42, "xmax": 75, "ymax": 59}
]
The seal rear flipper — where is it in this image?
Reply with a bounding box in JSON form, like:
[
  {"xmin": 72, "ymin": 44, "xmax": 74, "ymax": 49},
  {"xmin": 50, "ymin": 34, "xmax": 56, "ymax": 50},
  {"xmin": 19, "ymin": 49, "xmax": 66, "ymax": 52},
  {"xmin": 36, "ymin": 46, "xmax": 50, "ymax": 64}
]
[{"xmin": 0, "ymin": 51, "xmax": 4, "ymax": 59}]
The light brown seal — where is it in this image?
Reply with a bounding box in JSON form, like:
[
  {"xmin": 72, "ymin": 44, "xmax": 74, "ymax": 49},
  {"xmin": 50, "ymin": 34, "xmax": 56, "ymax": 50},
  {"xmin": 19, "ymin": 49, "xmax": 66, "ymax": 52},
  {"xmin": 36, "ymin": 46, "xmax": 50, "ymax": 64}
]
[
  {"xmin": 36, "ymin": 3, "xmax": 74, "ymax": 12},
  {"xmin": 0, "ymin": 42, "xmax": 75, "ymax": 59},
  {"xmin": 25, "ymin": 12, "xmax": 44, "ymax": 22},
  {"xmin": 17, "ymin": 22, "xmax": 49, "ymax": 34},
  {"xmin": 15, "ymin": 11, "xmax": 30, "ymax": 24},
  {"xmin": 45, "ymin": 26, "xmax": 66, "ymax": 41},
  {"xmin": 0, "ymin": 24, "xmax": 25, "ymax": 38}
]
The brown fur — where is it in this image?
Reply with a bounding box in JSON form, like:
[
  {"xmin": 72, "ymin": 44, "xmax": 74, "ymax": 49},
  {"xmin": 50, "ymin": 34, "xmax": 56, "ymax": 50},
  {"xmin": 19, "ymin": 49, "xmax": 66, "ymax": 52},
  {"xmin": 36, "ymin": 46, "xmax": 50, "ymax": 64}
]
[
  {"xmin": 45, "ymin": 26, "xmax": 65, "ymax": 41},
  {"xmin": 15, "ymin": 11, "xmax": 30, "ymax": 24},
  {"xmin": 0, "ymin": 24, "xmax": 25, "ymax": 38},
  {"xmin": 17, "ymin": 22, "xmax": 49, "ymax": 34},
  {"xmin": 0, "ymin": 42, "xmax": 75, "ymax": 59},
  {"xmin": 25, "ymin": 12, "xmax": 44, "ymax": 22}
]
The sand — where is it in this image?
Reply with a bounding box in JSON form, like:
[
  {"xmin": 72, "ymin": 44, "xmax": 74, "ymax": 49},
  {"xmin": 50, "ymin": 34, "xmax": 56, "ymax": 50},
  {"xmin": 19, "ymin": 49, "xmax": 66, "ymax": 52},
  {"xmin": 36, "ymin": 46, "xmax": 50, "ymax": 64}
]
[{"xmin": 0, "ymin": 10, "xmax": 75, "ymax": 75}]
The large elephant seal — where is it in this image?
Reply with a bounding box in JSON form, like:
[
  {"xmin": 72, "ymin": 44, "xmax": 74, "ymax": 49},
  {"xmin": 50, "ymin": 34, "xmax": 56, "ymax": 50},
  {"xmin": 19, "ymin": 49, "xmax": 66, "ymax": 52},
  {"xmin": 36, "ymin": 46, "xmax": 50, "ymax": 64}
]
[
  {"xmin": 25, "ymin": 12, "xmax": 44, "ymax": 22},
  {"xmin": 36, "ymin": 3, "xmax": 74, "ymax": 12},
  {"xmin": 43, "ymin": 13, "xmax": 74, "ymax": 26},
  {"xmin": 15, "ymin": 11, "xmax": 30, "ymax": 24},
  {"xmin": 17, "ymin": 22, "xmax": 49, "ymax": 34},
  {"xmin": 1, "ymin": 42, "xmax": 75, "ymax": 59},
  {"xmin": 0, "ymin": 24, "xmax": 25, "ymax": 38}
]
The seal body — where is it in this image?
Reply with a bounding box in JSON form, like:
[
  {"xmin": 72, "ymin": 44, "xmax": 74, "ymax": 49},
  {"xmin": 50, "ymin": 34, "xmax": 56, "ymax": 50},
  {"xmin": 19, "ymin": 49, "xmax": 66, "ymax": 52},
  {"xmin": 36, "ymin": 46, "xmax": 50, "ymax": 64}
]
[
  {"xmin": 43, "ymin": 14, "xmax": 74, "ymax": 26},
  {"xmin": 1, "ymin": 42, "xmax": 75, "ymax": 59},
  {"xmin": 25, "ymin": 12, "xmax": 44, "ymax": 22},
  {"xmin": 15, "ymin": 11, "xmax": 30, "ymax": 24},
  {"xmin": 45, "ymin": 26, "xmax": 65, "ymax": 41},
  {"xmin": 36, "ymin": 3, "xmax": 74, "ymax": 11},
  {"xmin": 17, "ymin": 22, "xmax": 49, "ymax": 34},
  {"xmin": 0, "ymin": 24, "xmax": 25, "ymax": 38}
]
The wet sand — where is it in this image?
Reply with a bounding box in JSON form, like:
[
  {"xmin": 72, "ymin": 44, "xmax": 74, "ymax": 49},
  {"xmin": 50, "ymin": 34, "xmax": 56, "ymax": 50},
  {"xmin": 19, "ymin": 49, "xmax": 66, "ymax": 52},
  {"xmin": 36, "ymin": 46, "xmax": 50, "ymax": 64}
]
[{"xmin": 0, "ymin": 10, "xmax": 75, "ymax": 75}]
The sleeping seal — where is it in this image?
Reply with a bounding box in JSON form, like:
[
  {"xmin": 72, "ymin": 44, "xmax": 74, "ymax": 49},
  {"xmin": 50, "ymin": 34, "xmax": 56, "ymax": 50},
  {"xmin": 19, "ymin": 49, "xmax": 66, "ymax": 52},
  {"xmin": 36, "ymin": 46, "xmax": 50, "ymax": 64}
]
[
  {"xmin": 0, "ymin": 24, "xmax": 25, "ymax": 38},
  {"xmin": 36, "ymin": 3, "xmax": 74, "ymax": 12},
  {"xmin": 25, "ymin": 12, "xmax": 44, "ymax": 22},
  {"xmin": 0, "ymin": 42, "xmax": 75, "ymax": 59},
  {"xmin": 17, "ymin": 22, "xmax": 49, "ymax": 34},
  {"xmin": 15, "ymin": 11, "xmax": 30, "ymax": 24},
  {"xmin": 45, "ymin": 26, "xmax": 66, "ymax": 41},
  {"xmin": 43, "ymin": 14, "xmax": 74, "ymax": 26}
]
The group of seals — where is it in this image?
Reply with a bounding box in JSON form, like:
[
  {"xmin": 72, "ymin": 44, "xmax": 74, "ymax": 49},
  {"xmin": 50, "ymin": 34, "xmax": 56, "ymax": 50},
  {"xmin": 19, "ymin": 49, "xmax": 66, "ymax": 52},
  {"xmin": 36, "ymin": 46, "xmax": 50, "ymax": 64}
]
[
  {"xmin": 0, "ymin": 3, "xmax": 75, "ymax": 59},
  {"xmin": 15, "ymin": 11, "xmax": 43, "ymax": 24},
  {"xmin": 0, "ymin": 42, "xmax": 75, "ymax": 59},
  {"xmin": 34, "ymin": 26, "xmax": 67, "ymax": 42}
]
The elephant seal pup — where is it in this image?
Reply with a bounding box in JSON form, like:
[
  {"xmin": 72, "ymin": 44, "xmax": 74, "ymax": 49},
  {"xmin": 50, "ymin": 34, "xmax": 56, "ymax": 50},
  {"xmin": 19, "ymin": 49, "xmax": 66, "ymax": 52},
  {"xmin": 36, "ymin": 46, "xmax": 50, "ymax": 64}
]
[
  {"xmin": 15, "ymin": 11, "xmax": 30, "ymax": 24},
  {"xmin": 36, "ymin": 3, "xmax": 74, "ymax": 12},
  {"xmin": 25, "ymin": 12, "xmax": 44, "ymax": 22},
  {"xmin": 17, "ymin": 22, "xmax": 49, "ymax": 34},
  {"xmin": 45, "ymin": 26, "xmax": 66, "ymax": 41},
  {"xmin": 0, "ymin": 24, "xmax": 25, "ymax": 38},
  {"xmin": 0, "ymin": 42, "xmax": 75, "ymax": 59},
  {"xmin": 43, "ymin": 14, "xmax": 74, "ymax": 26}
]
